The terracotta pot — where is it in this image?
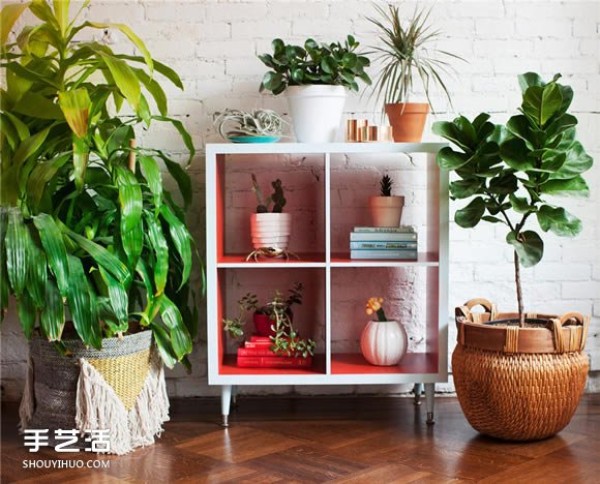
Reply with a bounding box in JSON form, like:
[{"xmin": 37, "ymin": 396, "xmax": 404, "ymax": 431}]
[
  {"xmin": 385, "ymin": 103, "xmax": 429, "ymax": 142},
  {"xmin": 453, "ymin": 298, "xmax": 590, "ymax": 441},
  {"xmin": 369, "ymin": 196, "xmax": 404, "ymax": 227},
  {"xmin": 360, "ymin": 320, "xmax": 408, "ymax": 366}
]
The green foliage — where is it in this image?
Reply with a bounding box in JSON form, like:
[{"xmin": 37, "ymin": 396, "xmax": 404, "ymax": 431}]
[
  {"xmin": 222, "ymin": 283, "xmax": 316, "ymax": 358},
  {"xmin": 258, "ymin": 36, "xmax": 371, "ymax": 95},
  {"xmin": 0, "ymin": 1, "xmax": 201, "ymax": 367},
  {"xmin": 367, "ymin": 3, "xmax": 464, "ymax": 107},
  {"xmin": 251, "ymin": 174, "xmax": 287, "ymax": 213},
  {"xmin": 379, "ymin": 174, "xmax": 393, "ymax": 196},
  {"xmin": 433, "ymin": 72, "xmax": 592, "ymax": 272}
]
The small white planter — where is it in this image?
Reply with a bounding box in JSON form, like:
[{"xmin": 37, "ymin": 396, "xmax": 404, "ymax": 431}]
[
  {"xmin": 369, "ymin": 195, "xmax": 405, "ymax": 227},
  {"xmin": 360, "ymin": 320, "xmax": 408, "ymax": 366},
  {"xmin": 250, "ymin": 213, "xmax": 292, "ymax": 251},
  {"xmin": 285, "ymin": 85, "xmax": 347, "ymax": 143}
]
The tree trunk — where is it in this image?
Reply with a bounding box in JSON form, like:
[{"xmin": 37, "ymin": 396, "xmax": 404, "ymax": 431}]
[{"xmin": 514, "ymin": 251, "xmax": 525, "ymax": 327}]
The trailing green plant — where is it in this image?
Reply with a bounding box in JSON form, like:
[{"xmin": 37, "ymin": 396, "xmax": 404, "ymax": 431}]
[
  {"xmin": 379, "ymin": 174, "xmax": 393, "ymax": 196},
  {"xmin": 258, "ymin": 36, "xmax": 371, "ymax": 95},
  {"xmin": 366, "ymin": 3, "xmax": 464, "ymax": 108},
  {"xmin": 212, "ymin": 109, "xmax": 287, "ymax": 140},
  {"xmin": 433, "ymin": 72, "xmax": 593, "ymax": 325},
  {"xmin": 0, "ymin": 0, "xmax": 201, "ymax": 368},
  {"xmin": 222, "ymin": 282, "xmax": 316, "ymax": 358},
  {"xmin": 251, "ymin": 174, "xmax": 286, "ymax": 213}
]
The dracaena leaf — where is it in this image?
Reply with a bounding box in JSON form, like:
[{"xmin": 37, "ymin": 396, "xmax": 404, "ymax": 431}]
[
  {"xmin": 33, "ymin": 213, "xmax": 70, "ymax": 297},
  {"xmin": 101, "ymin": 53, "xmax": 141, "ymax": 112},
  {"xmin": 58, "ymin": 88, "xmax": 91, "ymax": 138},
  {"xmin": 115, "ymin": 166, "xmax": 143, "ymax": 268},
  {"xmin": 40, "ymin": 280, "xmax": 64, "ymax": 341},
  {"xmin": 67, "ymin": 254, "xmax": 102, "ymax": 348},
  {"xmin": 0, "ymin": 3, "xmax": 30, "ymax": 46},
  {"xmin": 160, "ymin": 204, "xmax": 192, "ymax": 289},
  {"xmin": 5, "ymin": 209, "xmax": 29, "ymax": 297},
  {"xmin": 144, "ymin": 213, "xmax": 169, "ymax": 296}
]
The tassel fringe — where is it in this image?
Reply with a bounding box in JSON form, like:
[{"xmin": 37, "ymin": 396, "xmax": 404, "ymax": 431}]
[{"xmin": 75, "ymin": 351, "xmax": 169, "ymax": 455}]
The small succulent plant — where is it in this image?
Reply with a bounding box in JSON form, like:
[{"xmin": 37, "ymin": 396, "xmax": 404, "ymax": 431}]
[
  {"xmin": 379, "ymin": 174, "xmax": 393, "ymax": 196},
  {"xmin": 251, "ymin": 174, "xmax": 286, "ymax": 213},
  {"xmin": 213, "ymin": 109, "xmax": 286, "ymax": 139}
]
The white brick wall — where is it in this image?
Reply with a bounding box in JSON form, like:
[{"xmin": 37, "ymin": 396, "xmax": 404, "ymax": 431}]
[{"xmin": 2, "ymin": 0, "xmax": 599, "ymax": 401}]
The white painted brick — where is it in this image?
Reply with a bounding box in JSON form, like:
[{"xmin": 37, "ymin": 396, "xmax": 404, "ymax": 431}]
[
  {"xmin": 269, "ymin": 2, "xmax": 329, "ymax": 20},
  {"xmin": 226, "ymin": 57, "xmax": 267, "ymax": 77},
  {"xmin": 206, "ymin": 3, "xmax": 268, "ymax": 22},
  {"xmin": 85, "ymin": 2, "xmax": 145, "ymax": 23},
  {"xmin": 515, "ymin": 18, "xmax": 572, "ymax": 38},
  {"xmin": 145, "ymin": 2, "xmax": 206, "ymax": 22},
  {"xmin": 533, "ymin": 263, "xmax": 592, "ymax": 281},
  {"xmin": 573, "ymin": 16, "xmax": 599, "ymax": 37},
  {"xmin": 474, "ymin": 18, "xmax": 515, "ymax": 38},
  {"xmin": 196, "ymin": 40, "xmax": 256, "ymax": 59},
  {"xmin": 292, "ymin": 19, "xmax": 353, "ymax": 38},
  {"xmin": 231, "ymin": 20, "xmax": 292, "ymax": 40},
  {"xmin": 562, "ymin": 281, "xmax": 600, "ymax": 299},
  {"xmin": 198, "ymin": 22, "xmax": 232, "ymax": 41}
]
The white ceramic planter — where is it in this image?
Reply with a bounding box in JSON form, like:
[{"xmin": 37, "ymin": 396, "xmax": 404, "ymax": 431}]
[
  {"xmin": 360, "ymin": 320, "xmax": 408, "ymax": 366},
  {"xmin": 285, "ymin": 85, "xmax": 347, "ymax": 143},
  {"xmin": 250, "ymin": 213, "xmax": 292, "ymax": 251},
  {"xmin": 369, "ymin": 195, "xmax": 405, "ymax": 227}
]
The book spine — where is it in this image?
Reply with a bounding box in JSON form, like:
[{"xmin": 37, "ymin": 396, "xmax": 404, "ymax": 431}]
[
  {"xmin": 350, "ymin": 241, "xmax": 417, "ymax": 250},
  {"xmin": 249, "ymin": 336, "xmax": 271, "ymax": 342},
  {"xmin": 353, "ymin": 226, "xmax": 414, "ymax": 233},
  {"xmin": 350, "ymin": 232, "xmax": 417, "ymax": 242},
  {"xmin": 237, "ymin": 347, "xmax": 278, "ymax": 357},
  {"xmin": 236, "ymin": 356, "xmax": 313, "ymax": 368},
  {"xmin": 243, "ymin": 341, "xmax": 273, "ymax": 349},
  {"xmin": 350, "ymin": 249, "xmax": 418, "ymax": 260}
]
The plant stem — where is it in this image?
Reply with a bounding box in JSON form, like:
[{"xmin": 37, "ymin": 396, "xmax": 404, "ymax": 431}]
[{"xmin": 514, "ymin": 250, "xmax": 525, "ymax": 327}]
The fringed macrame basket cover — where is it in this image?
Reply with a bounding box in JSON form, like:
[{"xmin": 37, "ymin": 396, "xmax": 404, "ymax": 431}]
[
  {"xmin": 453, "ymin": 298, "xmax": 589, "ymax": 441},
  {"xmin": 19, "ymin": 330, "xmax": 169, "ymax": 455}
]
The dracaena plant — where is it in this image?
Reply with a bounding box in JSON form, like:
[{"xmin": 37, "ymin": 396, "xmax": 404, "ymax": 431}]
[
  {"xmin": 433, "ymin": 73, "xmax": 593, "ymax": 325},
  {"xmin": 0, "ymin": 0, "xmax": 201, "ymax": 368}
]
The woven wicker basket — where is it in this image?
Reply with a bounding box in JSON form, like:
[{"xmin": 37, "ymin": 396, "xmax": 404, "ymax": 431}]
[{"xmin": 453, "ymin": 298, "xmax": 589, "ymax": 441}]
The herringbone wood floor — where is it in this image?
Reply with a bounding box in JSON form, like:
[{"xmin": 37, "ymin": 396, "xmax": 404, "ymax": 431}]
[{"xmin": 2, "ymin": 394, "xmax": 600, "ymax": 483}]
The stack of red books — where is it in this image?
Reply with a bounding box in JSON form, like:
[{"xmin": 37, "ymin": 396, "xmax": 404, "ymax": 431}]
[{"xmin": 236, "ymin": 336, "xmax": 313, "ymax": 368}]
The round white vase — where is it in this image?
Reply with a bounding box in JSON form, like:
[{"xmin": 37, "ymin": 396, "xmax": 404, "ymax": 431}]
[
  {"xmin": 285, "ymin": 85, "xmax": 347, "ymax": 143},
  {"xmin": 250, "ymin": 212, "xmax": 292, "ymax": 251},
  {"xmin": 360, "ymin": 320, "xmax": 408, "ymax": 366}
]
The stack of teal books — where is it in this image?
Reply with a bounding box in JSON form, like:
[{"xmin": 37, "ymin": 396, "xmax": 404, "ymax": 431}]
[{"xmin": 349, "ymin": 226, "xmax": 418, "ymax": 260}]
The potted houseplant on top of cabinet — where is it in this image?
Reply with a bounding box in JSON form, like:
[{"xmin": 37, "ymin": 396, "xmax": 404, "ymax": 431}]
[
  {"xmin": 258, "ymin": 36, "xmax": 371, "ymax": 143},
  {"xmin": 0, "ymin": 0, "xmax": 200, "ymax": 454},
  {"xmin": 433, "ymin": 72, "xmax": 593, "ymax": 441},
  {"xmin": 367, "ymin": 4, "xmax": 463, "ymax": 142}
]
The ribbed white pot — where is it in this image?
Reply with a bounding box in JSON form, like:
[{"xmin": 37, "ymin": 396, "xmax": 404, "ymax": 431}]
[
  {"xmin": 360, "ymin": 320, "xmax": 408, "ymax": 366},
  {"xmin": 285, "ymin": 85, "xmax": 347, "ymax": 143},
  {"xmin": 250, "ymin": 213, "xmax": 292, "ymax": 250}
]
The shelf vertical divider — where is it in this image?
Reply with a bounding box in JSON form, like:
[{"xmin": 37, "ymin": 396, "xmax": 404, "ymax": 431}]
[
  {"xmin": 324, "ymin": 151, "xmax": 332, "ymax": 375},
  {"xmin": 205, "ymin": 145, "xmax": 218, "ymax": 384}
]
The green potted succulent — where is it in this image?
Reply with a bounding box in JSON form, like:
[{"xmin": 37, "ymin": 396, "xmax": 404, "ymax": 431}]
[
  {"xmin": 369, "ymin": 174, "xmax": 405, "ymax": 227},
  {"xmin": 433, "ymin": 72, "xmax": 593, "ymax": 441},
  {"xmin": 258, "ymin": 36, "xmax": 371, "ymax": 142},
  {"xmin": 212, "ymin": 108, "xmax": 287, "ymax": 143},
  {"xmin": 0, "ymin": 0, "xmax": 200, "ymax": 454},
  {"xmin": 367, "ymin": 4, "xmax": 463, "ymax": 141},
  {"xmin": 223, "ymin": 282, "xmax": 316, "ymax": 360}
]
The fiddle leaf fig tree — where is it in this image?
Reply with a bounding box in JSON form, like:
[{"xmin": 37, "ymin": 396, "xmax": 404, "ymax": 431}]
[
  {"xmin": 433, "ymin": 73, "xmax": 593, "ymax": 325},
  {"xmin": 0, "ymin": 0, "xmax": 200, "ymax": 368}
]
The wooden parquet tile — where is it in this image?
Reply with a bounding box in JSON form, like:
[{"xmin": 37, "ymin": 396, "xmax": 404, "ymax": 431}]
[{"xmin": 2, "ymin": 394, "xmax": 599, "ymax": 483}]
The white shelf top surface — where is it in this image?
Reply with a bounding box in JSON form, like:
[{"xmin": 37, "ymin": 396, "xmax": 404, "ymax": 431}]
[{"xmin": 206, "ymin": 141, "xmax": 446, "ymax": 155}]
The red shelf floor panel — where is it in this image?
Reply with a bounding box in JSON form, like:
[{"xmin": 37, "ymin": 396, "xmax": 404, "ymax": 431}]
[
  {"xmin": 331, "ymin": 353, "xmax": 438, "ymax": 375},
  {"xmin": 219, "ymin": 353, "xmax": 327, "ymax": 376}
]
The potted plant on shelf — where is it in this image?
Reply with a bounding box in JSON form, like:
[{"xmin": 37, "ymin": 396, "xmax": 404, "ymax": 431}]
[
  {"xmin": 361, "ymin": 297, "xmax": 408, "ymax": 366},
  {"xmin": 433, "ymin": 72, "xmax": 593, "ymax": 441},
  {"xmin": 1, "ymin": 1, "xmax": 200, "ymax": 454},
  {"xmin": 369, "ymin": 174, "xmax": 405, "ymax": 227},
  {"xmin": 367, "ymin": 4, "xmax": 463, "ymax": 142},
  {"xmin": 258, "ymin": 36, "xmax": 371, "ymax": 143},
  {"xmin": 247, "ymin": 174, "xmax": 296, "ymax": 261},
  {"xmin": 223, "ymin": 283, "xmax": 316, "ymax": 367},
  {"xmin": 212, "ymin": 108, "xmax": 287, "ymax": 143}
]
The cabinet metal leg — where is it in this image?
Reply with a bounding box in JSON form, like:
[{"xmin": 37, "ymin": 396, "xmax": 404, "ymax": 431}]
[
  {"xmin": 425, "ymin": 383, "xmax": 435, "ymax": 425},
  {"xmin": 221, "ymin": 385, "xmax": 233, "ymax": 427},
  {"xmin": 412, "ymin": 383, "xmax": 424, "ymax": 406}
]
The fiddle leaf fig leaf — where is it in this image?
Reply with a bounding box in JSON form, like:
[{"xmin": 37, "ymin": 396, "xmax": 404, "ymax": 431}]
[
  {"xmin": 455, "ymin": 197, "xmax": 485, "ymax": 228},
  {"xmin": 507, "ymin": 230, "xmax": 544, "ymax": 267},
  {"xmin": 540, "ymin": 176, "xmax": 589, "ymax": 197},
  {"xmin": 500, "ymin": 137, "xmax": 533, "ymax": 171},
  {"xmin": 449, "ymin": 178, "xmax": 482, "ymax": 199},
  {"xmin": 509, "ymin": 193, "xmax": 534, "ymax": 214},
  {"xmin": 537, "ymin": 205, "xmax": 582, "ymax": 237},
  {"xmin": 436, "ymin": 146, "xmax": 470, "ymax": 170}
]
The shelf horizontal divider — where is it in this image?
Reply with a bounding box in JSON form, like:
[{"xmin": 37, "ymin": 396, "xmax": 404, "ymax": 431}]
[
  {"xmin": 330, "ymin": 252, "xmax": 439, "ymax": 266},
  {"xmin": 217, "ymin": 252, "xmax": 326, "ymax": 267},
  {"xmin": 331, "ymin": 353, "xmax": 438, "ymax": 375}
]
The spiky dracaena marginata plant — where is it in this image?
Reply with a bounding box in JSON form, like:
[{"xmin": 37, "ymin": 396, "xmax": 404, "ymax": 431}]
[
  {"xmin": 433, "ymin": 73, "xmax": 593, "ymax": 326},
  {"xmin": 0, "ymin": 1, "xmax": 202, "ymax": 368}
]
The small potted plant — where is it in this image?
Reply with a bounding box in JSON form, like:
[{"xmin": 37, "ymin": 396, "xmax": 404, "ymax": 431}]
[
  {"xmin": 369, "ymin": 174, "xmax": 405, "ymax": 227},
  {"xmin": 223, "ymin": 283, "xmax": 316, "ymax": 359},
  {"xmin": 258, "ymin": 36, "xmax": 371, "ymax": 143},
  {"xmin": 247, "ymin": 174, "xmax": 294, "ymax": 260},
  {"xmin": 433, "ymin": 72, "xmax": 593, "ymax": 441},
  {"xmin": 212, "ymin": 108, "xmax": 287, "ymax": 143},
  {"xmin": 361, "ymin": 297, "xmax": 408, "ymax": 366},
  {"xmin": 366, "ymin": 4, "xmax": 464, "ymax": 141}
]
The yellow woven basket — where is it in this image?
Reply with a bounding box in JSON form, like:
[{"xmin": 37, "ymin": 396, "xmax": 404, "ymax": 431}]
[{"xmin": 453, "ymin": 298, "xmax": 589, "ymax": 441}]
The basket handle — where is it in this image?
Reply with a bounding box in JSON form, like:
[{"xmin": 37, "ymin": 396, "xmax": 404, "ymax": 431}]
[
  {"xmin": 455, "ymin": 298, "xmax": 497, "ymax": 324},
  {"xmin": 551, "ymin": 311, "xmax": 589, "ymax": 353}
]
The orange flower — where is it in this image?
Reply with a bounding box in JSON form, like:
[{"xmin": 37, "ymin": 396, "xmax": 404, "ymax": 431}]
[{"xmin": 365, "ymin": 297, "xmax": 387, "ymax": 322}]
